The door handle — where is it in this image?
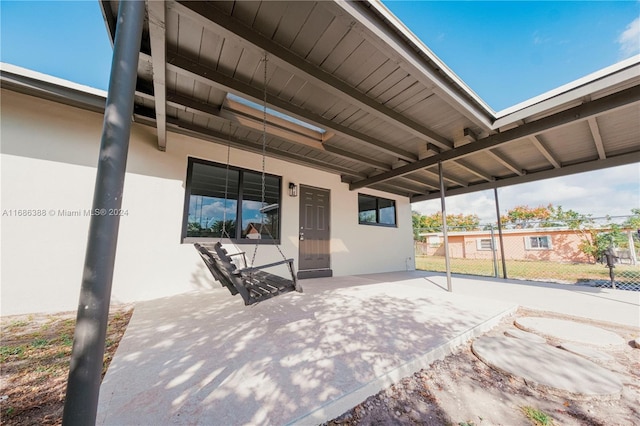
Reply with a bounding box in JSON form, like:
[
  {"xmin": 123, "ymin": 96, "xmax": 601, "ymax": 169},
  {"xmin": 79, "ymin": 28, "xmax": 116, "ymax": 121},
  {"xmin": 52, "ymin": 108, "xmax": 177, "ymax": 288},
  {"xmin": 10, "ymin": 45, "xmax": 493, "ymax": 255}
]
[{"xmin": 299, "ymin": 232, "xmax": 304, "ymax": 241}]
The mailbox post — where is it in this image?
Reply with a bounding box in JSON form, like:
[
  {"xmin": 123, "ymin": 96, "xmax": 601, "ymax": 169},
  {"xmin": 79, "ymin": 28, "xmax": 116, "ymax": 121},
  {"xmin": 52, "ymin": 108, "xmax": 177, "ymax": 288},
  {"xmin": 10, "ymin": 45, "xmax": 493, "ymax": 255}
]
[{"xmin": 603, "ymin": 246, "xmax": 618, "ymax": 290}]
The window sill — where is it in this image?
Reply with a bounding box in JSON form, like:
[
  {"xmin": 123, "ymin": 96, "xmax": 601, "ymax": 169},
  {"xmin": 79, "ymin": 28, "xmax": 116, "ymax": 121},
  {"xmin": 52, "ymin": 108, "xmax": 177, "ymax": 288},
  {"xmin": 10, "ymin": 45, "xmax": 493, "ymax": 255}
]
[{"xmin": 183, "ymin": 237, "xmax": 281, "ymax": 245}]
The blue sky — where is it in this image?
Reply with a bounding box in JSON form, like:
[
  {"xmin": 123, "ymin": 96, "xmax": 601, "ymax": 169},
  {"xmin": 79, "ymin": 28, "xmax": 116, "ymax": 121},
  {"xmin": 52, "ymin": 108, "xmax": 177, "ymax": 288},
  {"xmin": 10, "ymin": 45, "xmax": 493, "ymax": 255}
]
[
  {"xmin": 1, "ymin": 1, "xmax": 639, "ymax": 221},
  {"xmin": 384, "ymin": 0, "xmax": 640, "ymax": 110}
]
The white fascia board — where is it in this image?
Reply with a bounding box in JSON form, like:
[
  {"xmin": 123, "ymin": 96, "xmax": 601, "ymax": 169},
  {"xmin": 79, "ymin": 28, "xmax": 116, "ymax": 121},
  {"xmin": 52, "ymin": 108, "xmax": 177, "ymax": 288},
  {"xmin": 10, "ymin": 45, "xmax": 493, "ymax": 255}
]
[
  {"xmin": 493, "ymin": 55, "xmax": 640, "ymax": 129},
  {"xmin": 356, "ymin": 1, "xmax": 495, "ymax": 129},
  {"xmin": 1, "ymin": 62, "xmax": 107, "ymax": 98}
]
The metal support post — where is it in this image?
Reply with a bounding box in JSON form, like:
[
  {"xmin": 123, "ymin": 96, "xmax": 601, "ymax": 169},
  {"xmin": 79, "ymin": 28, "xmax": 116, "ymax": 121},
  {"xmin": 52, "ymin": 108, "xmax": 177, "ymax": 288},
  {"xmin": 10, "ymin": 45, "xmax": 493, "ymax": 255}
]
[
  {"xmin": 62, "ymin": 2, "xmax": 144, "ymax": 425},
  {"xmin": 439, "ymin": 161, "xmax": 452, "ymax": 292},
  {"xmin": 493, "ymin": 187, "xmax": 508, "ymax": 279},
  {"xmin": 490, "ymin": 226, "xmax": 499, "ymax": 278}
]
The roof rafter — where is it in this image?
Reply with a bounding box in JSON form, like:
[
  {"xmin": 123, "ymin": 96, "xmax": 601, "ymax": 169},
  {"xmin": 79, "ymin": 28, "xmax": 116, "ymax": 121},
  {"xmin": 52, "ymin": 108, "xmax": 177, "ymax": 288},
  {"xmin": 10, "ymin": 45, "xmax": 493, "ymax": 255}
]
[
  {"xmin": 417, "ymin": 167, "xmax": 467, "ymax": 187},
  {"xmin": 348, "ymin": 84, "xmax": 640, "ymax": 190},
  {"xmin": 146, "ymin": 0, "xmax": 167, "ymax": 151},
  {"xmin": 587, "ymin": 117, "xmax": 606, "ymax": 160},
  {"xmin": 337, "ymin": 0, "xmax": 495, "ymax": 131},
  {"xmin": 163, "ymin": 50, "xmax": 418, "ymax": 162},
  {"xmin": 402, "ymin": 174, "xmax": 440, "ymax": 191},
  {"xmin": 530, "ymin": 136, "xmax": 561, "ymax": 168},
  {"xmin": 134, "ymin": 82, "xmax": 393, "ymax": 175},
  {"xmin": 171, "ymin": 0, "xmax": 453, "ymax": 151},
  {"xmin": 452, "ymin": 160, "xmax": 494, "ymax": 182},
  {"xmin": 412, "ymin": 151, "xmax": 640, "ymax": 202},
  {"xmin": 140, "ymin": 112, "xmax": 369, "ymax": 179},
  {"xmin": 486, "ymin": 150, "xmax": 525, "ymax": 176}
]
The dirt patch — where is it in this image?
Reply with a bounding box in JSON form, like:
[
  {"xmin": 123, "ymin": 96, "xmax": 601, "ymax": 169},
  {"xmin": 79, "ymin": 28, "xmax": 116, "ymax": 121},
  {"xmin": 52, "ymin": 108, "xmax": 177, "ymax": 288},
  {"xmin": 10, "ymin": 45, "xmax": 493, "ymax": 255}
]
[
  {"xmin": 0, "ymin": 306, "xmax": 133, "ymax": 425},
  {"xmin": 325, "ymin": 308, "xmax": 640, "ymax": 426}
]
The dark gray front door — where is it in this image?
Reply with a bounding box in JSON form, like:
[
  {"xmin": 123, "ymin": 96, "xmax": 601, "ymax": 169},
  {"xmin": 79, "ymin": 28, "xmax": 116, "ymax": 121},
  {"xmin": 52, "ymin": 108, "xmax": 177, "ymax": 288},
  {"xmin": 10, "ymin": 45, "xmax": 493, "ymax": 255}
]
[{"xmin": 298, "ymin": 185, "xmax": 332, "ymax": 279}]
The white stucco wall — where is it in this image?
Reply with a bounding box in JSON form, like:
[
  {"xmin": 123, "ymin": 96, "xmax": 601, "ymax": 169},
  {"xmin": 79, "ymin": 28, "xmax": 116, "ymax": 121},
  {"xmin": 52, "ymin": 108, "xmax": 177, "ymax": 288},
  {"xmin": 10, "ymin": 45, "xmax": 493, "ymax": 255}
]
[{"xmin": 1, "ymin": 88, "xmax": 414, "ymax": 315}]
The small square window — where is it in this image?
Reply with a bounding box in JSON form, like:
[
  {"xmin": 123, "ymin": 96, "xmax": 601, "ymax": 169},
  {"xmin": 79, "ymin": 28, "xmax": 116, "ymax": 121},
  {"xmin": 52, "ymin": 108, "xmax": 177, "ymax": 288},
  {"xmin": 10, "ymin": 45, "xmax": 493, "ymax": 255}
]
[
  {"xmin": 477, "ymin": 238, "xmax": 495, "ymax": 250},
  {"xmin": 525, "ymin": 236, "xmax": 552, "ymax": 250},
  {"xmin": 358, "ymin": 194, "xmax": 396, "ymax": 227}
]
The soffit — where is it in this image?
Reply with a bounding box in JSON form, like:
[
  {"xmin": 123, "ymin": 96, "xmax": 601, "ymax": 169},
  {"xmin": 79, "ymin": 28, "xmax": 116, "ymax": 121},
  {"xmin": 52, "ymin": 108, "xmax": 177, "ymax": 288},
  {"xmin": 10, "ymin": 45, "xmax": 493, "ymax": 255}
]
[{"xmin": 93, "ymin": 1, "xmax": 640, "ymax": 200}]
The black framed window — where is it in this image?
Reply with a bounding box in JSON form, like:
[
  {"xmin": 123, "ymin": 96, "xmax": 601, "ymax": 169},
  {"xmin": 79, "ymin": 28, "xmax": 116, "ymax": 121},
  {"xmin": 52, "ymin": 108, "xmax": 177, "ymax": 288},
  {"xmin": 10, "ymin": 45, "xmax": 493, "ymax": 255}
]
[
  {"xmin": 358, "ymin": 194, "xmax": 396, "ymax": 226},
  {"xmin": 183, "ymin": 158, "xmax": 281, "ymax": 243}
]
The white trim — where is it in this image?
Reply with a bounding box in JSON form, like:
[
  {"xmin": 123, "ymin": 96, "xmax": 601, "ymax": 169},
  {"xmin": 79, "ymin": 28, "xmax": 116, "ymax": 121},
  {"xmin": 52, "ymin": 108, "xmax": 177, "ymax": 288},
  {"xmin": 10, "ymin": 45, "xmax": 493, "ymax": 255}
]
[
  {"xmin": 493, "ymin": 55, "xmax": 640, "ymax": 127},
  {"xmin": 367, "ymin": 0, "xmax": 494, "ymax": 116},
  {"xmin": 1, "ymin": 62, "xmax": 107, "ymax": 97},
  {"xmin": 524, "ymin": 235, "xmax": 553, "ymax": 250},
  {"xmin": 476, "ymin": 238, "xmax": 496, "ymax": 251}
]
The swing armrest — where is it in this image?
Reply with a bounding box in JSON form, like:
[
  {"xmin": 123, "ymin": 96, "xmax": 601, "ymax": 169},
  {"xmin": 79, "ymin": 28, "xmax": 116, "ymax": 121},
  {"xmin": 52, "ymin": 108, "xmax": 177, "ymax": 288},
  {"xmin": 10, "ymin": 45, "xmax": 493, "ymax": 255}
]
[
  {"xmin": 237, "ymin": 258, "xmax": 295, "ymax": 273},
  {"xmin": 226, "ymin": 251, "xmax": 247, "ymax": 268}
]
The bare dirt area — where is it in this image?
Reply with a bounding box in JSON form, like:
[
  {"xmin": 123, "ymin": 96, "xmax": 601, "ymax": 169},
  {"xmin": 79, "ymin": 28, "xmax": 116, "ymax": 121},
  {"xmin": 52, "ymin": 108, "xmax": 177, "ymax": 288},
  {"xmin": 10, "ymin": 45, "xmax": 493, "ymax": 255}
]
[
  {"xmin": 325, "ymin": 308, "xmax": 640, "ymax": 426},
  {"xmin": 2, "ymin": 305, "xmax": 638, "ymax": 426},
  {"xmin": 0, "ymin": 306, "xmax": 133, "ymax": 425}
]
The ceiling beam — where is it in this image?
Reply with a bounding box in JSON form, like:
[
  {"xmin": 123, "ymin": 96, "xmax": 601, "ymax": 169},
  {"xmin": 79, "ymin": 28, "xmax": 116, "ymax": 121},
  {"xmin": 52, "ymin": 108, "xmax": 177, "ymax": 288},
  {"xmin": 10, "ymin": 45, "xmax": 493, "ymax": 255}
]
[
  {"xmin": 146, "ymin": 0, "xmax": 167, "ymax": 151},
  {"xmin": 132, "ymin": 105, "xmax": 368, "ymax": 179},
  {"xmin": 402, "ymin": 174, "xmax": 440, "ymax": 191},
  {"xmin": 486, "ymin": 150, "xmax": 525, "ymax": 176},
  {"xmin": 171, "ymin": 0, "xmax": 453, "ymax": 151},
  {"xmin": 167, "ymin": 91, "xmax": 223, "ymax": 117},
  {"xmin": 369, "ymin": 182, "xmax": 416, "ymax": 198},
  {"xmin": 349, "ymin": 84, "xmax": 640, "ymax": 190},
  {"xmin": 587, "ymin": 117, "xmax": 606, "ymax": 160},
  {"xmin": 412, "ymin": 150, "xmax": 640, "ymax": 202},
  {"xmin": 322, "ymin": 145, "xmax": 391, "ymax": 171},
  {"xmin": 164, "ymin": 50, "xmax": 418, "ymax": 162},
  {"xmin": 452, "ymin": 160, "xmax": 494, "ymax": 182},
  {"xmin": 134, "ymin": 67, "xmax": 393, "ymax": 173},
  {"xmin": 421, "ymin": 167, "xmax": 468, "ymax": 187},
  {"xmin": 220, "ymin": 103, "xmax": 325, "ymax": 151},
  {"xmin": 156, "ymin": 115, "xmax": 368, "ymax": 179},
  {"xmin": 396, "ymin": 176, "xmax": 437, "ymax": 193},
  {"xmin": 530, "ymin": 136, "xmax": 561, "ymax": 168},
  {"xmin": 379, "ymin": 179, "xmax": 428, "ymax": 195}
]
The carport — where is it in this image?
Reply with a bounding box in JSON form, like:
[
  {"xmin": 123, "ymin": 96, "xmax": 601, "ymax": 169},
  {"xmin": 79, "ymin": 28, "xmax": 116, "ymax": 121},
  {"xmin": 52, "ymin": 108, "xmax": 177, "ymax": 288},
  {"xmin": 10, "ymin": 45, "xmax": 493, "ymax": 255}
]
[{"xmin": 63, "ymin": 1, "xmax": 640, "ymax": 423}]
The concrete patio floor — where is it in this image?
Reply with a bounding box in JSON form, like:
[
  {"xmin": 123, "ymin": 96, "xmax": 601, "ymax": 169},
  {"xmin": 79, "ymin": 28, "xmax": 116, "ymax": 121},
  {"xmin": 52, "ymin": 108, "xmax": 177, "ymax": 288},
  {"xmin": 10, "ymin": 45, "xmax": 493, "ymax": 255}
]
[{"xmin": 96, "ymin": 271, "xmax": 639, "ymax": 425}]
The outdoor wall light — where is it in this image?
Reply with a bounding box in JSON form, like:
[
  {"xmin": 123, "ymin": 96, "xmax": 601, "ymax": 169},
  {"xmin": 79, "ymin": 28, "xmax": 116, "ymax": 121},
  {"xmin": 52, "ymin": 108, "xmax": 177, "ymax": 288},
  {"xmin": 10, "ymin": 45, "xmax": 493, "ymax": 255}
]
[{"xmin": 288, "ymin": 182, "xmax": 298, "ymax": 197}]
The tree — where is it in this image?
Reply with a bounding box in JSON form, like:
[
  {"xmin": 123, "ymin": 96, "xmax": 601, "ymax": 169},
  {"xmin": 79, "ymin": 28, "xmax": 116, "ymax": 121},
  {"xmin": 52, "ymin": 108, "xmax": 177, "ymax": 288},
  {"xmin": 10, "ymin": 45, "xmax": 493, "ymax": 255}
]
[
  {"xmin": 412, "ymin": 211, "xmax": 424, "ymax": 241},
  {"xmin": 623, "ymin": 207, "xmax": 640, "ymax": 229},
  {"xmin": 412, "ymin": 211, "xmax": 480, "ymax": 234},
  {"xmin": 210, "ymin": 219, "xmax": 236, "ymax": 237},
  {"xmin": 546, "ymin": 205, "xmax": 593, "ymax": 229},
  {"xmin": 500, "ymin": 204, "xmax": 552, "ymax": 228}
]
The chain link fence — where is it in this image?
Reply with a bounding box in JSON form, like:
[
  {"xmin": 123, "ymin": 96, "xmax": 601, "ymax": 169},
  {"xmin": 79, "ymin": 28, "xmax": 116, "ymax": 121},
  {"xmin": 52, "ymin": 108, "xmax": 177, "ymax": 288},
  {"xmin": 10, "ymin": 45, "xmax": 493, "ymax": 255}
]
[{"xmin": 414, "ymin": 216, "xmax": 640, "ymax": 291}]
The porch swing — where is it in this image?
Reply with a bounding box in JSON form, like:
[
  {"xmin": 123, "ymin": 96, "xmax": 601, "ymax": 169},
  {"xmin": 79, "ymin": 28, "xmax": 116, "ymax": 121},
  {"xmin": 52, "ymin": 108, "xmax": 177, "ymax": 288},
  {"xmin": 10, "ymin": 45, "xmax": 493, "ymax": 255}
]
[{"xmin": 195, "ymin": 54, "xmax": 302, "ymax": 305}]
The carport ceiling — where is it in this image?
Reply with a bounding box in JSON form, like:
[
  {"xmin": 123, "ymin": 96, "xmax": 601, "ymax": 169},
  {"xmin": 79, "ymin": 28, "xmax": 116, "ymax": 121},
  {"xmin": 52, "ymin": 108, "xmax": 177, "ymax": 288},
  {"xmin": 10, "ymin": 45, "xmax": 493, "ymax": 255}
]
[{"xmin": 101, "ymin": 0, "xmax": 640, "ymax": 201}]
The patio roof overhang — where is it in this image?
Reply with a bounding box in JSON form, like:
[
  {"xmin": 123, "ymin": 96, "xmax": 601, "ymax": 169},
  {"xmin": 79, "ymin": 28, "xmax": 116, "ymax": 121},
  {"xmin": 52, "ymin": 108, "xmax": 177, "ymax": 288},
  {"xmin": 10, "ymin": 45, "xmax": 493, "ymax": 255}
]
[{"xmin": 93, "ymin": 0, "xmax": 638, "ymax": 200}]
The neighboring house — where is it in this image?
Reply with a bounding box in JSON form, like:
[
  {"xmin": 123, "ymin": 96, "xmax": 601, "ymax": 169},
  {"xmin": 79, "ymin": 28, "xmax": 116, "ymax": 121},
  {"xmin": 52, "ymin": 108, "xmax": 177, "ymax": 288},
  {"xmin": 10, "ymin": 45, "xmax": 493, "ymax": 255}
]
[{"xmin": 417, "ymin": 228, "xmax": 635, "ymax": 264}]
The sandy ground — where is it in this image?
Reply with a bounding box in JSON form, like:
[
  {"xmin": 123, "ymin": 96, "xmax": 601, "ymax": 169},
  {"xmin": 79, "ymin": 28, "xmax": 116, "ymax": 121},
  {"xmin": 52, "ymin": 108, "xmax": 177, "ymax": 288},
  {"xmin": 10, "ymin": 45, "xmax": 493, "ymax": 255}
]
[{"xmin": 324, "ymin": 308, "xmax": 640, "ymax": 426}]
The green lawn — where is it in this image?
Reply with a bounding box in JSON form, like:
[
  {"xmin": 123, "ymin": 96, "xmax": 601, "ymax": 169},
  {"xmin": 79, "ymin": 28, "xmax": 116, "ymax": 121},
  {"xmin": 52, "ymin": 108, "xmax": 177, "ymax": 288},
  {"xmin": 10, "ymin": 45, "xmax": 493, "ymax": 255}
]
[{"xmin": 415, "ymin": 255, "xmax": 640, "ymax": 284}]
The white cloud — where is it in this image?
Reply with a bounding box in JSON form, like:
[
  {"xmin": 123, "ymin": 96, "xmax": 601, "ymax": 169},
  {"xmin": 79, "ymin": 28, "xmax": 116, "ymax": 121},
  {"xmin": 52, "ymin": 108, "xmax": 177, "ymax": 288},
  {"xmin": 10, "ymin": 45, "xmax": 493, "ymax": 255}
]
[
  {"xmin": 617, "ymin": 16, "xmax": 640, "ymax": 58},
  {"xmin": 412, "ymin": 163, "xmax": 640, "ymax": 224}
]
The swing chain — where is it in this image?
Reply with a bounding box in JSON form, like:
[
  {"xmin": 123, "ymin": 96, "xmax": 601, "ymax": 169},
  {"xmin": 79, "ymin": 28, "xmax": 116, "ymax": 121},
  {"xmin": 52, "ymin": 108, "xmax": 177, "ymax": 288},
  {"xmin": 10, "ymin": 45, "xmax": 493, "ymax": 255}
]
[
  {"xmin": 249, "ymin": 53, "xmax": 289, "ymax": 269},
  {"xmin": 221, "ymin": 121, "xmax": 232, "ymax": 240}
]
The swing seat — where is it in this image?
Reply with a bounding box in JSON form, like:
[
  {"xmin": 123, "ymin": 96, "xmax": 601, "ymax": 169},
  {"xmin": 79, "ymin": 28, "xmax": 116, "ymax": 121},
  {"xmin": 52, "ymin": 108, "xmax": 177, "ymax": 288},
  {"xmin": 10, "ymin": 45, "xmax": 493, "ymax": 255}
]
[{"xmin": 194, "ymin": 243, "xmax": 302, "ymax": 305}]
